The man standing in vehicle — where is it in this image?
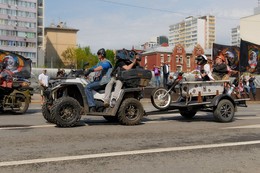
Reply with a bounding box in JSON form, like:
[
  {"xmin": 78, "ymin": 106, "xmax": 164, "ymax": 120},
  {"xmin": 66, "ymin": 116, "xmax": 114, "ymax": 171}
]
[
  {"xmin": 38, "ymin": 69, "xmax": 49, "ymax": 105},
  {"xmin": 84, "ymin": 48, "xmax": 112, "ymax": 112}
]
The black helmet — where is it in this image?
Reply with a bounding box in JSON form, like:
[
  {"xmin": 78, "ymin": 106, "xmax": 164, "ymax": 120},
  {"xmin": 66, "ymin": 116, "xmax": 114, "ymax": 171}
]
[
  {"xmin": 196, "ymin": 55, "xmax": 207, "ymax": 65},
  {"xmin": 97, "ymin": 48, "xmax": 106, "ymax": 57}
]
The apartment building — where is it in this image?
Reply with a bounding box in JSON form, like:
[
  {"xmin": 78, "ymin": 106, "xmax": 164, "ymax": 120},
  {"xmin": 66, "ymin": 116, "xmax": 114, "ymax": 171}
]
[
  {"xmin": 231, "ymin": 26, "xmax": 240, "ymax": 47},
  {"xmin": 45, "ymin": 22, "xmax": 79, "ymax": 68},
  {"xmin": 169, "ymin": 15, "xmax": 215, "ymax": 50},
  {"xmin": 0, "ymin": 0, "xmax": 44, "ymax": 67}
]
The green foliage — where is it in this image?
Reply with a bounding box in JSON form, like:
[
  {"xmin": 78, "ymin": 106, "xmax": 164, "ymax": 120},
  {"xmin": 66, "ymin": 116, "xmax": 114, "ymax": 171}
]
[
  {"xmin": 75, "ymin": 46, "xmax": 98, "ymax": 69},
  {"xmin": 105, "ymin": 49, "xmax": 115, "ymax": 66},
  {"xmin": 61, "ymin": 46, "xmax": 115, "ymax": 69}
]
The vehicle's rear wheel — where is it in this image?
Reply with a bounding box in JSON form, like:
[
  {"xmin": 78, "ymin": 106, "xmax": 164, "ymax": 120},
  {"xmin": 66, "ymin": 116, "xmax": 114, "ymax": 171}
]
[
  {"xmin": 117, "ymin": 98, "xmax": 144, "ymax": 125},
  {"xmin": 51, "ymin": 97, "xmax": 81, "ymax": 127},
  {"xmin": 42, "ymin": 102, "xmax": 55, "ymax": 123},
  {"xmin": 12, "ymin": 94, "xmax": 29, "ymax": 114},
  {"xmin": 213, "ymin": 99, "xmax": 234, "ymax": 122},
  {"xmin": 151, "ymin": 87, "xmax": 171, "ymax": 110}
]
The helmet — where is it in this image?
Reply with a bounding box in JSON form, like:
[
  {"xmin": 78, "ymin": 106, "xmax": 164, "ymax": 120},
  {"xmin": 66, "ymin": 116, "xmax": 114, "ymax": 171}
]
[
  {"xmin": 97, "ymin": 48, "xmax": 106, "ymax": 57},
  {"xmin": 196, "ymin": 55, "xmax": 207, "ymax": 65}
]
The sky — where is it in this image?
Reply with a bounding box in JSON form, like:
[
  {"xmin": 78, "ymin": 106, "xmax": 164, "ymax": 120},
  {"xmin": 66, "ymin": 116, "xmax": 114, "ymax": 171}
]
[{"xmin": 45, "ymin": 0, "xmax": 257, "ymax": 53}]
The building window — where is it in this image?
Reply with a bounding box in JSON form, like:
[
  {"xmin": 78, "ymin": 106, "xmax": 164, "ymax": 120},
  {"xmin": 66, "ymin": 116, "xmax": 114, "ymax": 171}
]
[
  {"xmin": 167, "ymin": 54, "xmax": 171, "ymax": 63},
  {"xmin": 160, "ymin": 54, "xmax": 164, "ymax": 64},
  {"xmin": 186, "ymin": 56, "xmax": 190, "ymax": 68},
  {"xmin": 176, "ymin": 65, "xmax": 182, "ymax": 72}
]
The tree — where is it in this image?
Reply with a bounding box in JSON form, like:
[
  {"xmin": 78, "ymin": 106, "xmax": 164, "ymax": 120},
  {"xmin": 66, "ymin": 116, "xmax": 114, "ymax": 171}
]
[
  {"xmin": 105, "ymin": 49, "xmax": 115, "ymax": 65},
  {"xmin": 61, "ymin": 47, "xmax": 76, "ymax": 68},
  {"xmin": 75, "ymin": 46, "xmax": 98, "ymax": 69}
]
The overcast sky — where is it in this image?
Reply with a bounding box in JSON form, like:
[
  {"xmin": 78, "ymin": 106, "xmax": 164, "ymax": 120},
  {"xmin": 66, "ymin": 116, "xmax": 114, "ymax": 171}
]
[{"xmin": 45, "ymin": 0, "xmax": 257, "ymax": 53}]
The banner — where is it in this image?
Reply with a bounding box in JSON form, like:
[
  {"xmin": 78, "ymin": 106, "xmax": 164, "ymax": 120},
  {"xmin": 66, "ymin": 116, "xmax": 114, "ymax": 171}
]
[
  {"xmin": 240, "ymin": 39, "xmax": 260, "ymax": 74},
  {"xmin": 0, "ymin": 49, "xmax": 32, "ymax": 78},
  {"xmin": 213, "ymin": 43, "xmax": 240, "ymax": 76}
]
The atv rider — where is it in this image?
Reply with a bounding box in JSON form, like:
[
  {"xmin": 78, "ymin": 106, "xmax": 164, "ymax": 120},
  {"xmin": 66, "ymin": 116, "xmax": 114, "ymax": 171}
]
[
  {"xmin": 84, "ymin": 48, "xmax": 112, "ymax": 112},
  {"xmin": 103, "ymin": 51, "xmax": 139, "ymax": 108}
]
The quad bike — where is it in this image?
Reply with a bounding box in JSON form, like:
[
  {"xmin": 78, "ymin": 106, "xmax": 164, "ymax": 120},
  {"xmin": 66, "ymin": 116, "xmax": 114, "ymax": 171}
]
[
  {"xmin": 42, "ymin": 67, "xmax": 152, "ymax": 127},
  {"xmin": 151, "ymin": 72, "xmax": 249, "ymax": 122},
  {"xmin": 0, "ymin": 77, "xmax": 33, "ymax": 114}
]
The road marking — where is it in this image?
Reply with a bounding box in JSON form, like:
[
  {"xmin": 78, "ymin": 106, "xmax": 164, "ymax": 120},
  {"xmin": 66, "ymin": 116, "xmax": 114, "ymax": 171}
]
[
  {"xmin": 237, "ymin": 117, "xmax": 260, "ymax": 120},
  {"xmin": 0, "ymin": 124, "xmax": 55, "ymax": 130},
  {"xmin": 222, "ymin": 124, "xmax": 260, "ymax": 129},
  {"xmin": 0, "ymin": 140, "xmax": 260, "ymax": 167}
]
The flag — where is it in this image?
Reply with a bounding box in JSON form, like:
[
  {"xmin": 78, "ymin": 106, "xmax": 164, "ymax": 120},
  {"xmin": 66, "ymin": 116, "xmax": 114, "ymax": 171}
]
[
  {"xmin": 0, "ymin": 49, "xmax": 32, "ymax": 78},
  {"xmin": 240, "ymin": 39, "xmax": 260, "ymax": 74},
  {"xmin": 213, "ymin": 43, "xmax": 240, "ymax": 76}
]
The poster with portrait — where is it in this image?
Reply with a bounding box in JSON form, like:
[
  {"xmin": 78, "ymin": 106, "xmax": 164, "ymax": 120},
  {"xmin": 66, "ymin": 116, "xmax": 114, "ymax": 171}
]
[
  {"xmin": 240, "ymin": 39, "xmax": 260, "ymax": 74},
  {"xmin": 213, "ymin": 43, "xmax": 240, "ymax": 77},
  {"xmin": 0, "ymin": 49, "xmax": 32, "ymax": 78}
]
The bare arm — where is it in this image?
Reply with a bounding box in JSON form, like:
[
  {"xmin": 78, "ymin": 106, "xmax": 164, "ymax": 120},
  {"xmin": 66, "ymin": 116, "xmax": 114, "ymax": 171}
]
[{"xmin": 122, "ymin": 59, "xmax": 137, "ymax": 70}]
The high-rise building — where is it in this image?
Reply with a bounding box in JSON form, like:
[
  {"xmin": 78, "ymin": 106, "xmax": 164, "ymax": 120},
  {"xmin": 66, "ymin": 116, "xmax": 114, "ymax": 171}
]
[
  {"xmin": 169, "ymin": 15, "xmax": 215, "ymax": 49},
  {"xmin": 141, "ymin": 36, "xmax": 169, "ymax": 50},
  {"xmin": 231, "ymin": 26, "xmax": 240, "ymax": 47},
  {"xmin": 0, "ymin": 0, "xmax": 44, "ymax": 67}
]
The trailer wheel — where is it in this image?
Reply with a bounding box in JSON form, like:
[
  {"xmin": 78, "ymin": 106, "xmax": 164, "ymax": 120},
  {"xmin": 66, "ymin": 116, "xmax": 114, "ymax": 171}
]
[
  {"xmin": 213, "ymin": 99, "xmax": 234, "ymax": 122},
  {"xmin": 51, "ymin": 97, "xmax": 81, "ymax": 127},
  {"xmin": 179, "ymin": 109, "xmax": 197, "ymax": 119},
  {"xmin": 151, "ymin": 87, "xmax": 172, "ymax": 110},
  {"xmin": 117, "ymin": 98, "xmax": 144, "ymax": 125}
]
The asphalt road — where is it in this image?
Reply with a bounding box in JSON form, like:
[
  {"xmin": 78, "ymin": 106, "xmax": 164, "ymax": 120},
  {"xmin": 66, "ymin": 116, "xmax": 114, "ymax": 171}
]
[{"xmin": 0, "ymin": 98, "xmax": 260, "ymax": 173}]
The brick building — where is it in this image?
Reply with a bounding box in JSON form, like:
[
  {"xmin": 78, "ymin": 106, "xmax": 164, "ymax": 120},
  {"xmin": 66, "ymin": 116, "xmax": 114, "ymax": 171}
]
[{"xmin": 139, "ymin": 44, "xmax": 211, "ymax": 72}]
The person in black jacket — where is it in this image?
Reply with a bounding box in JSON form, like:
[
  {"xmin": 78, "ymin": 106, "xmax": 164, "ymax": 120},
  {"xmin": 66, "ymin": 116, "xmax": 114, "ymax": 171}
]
[
  {"xmin": 212, "ymin": 55, "xmax": 229, "ymax": 80},
  {"xmin": 162, "ymin": 61, "xmax": 170, "ymax": 87},
  {"xmin": 103, "ymin": 53, "xmax": 138, "ymax": 108}
]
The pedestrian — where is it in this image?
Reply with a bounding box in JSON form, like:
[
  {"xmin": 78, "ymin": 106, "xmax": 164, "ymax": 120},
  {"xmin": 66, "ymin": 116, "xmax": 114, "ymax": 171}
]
[
  {"xmin": 38, "ymin": 69, "xmax": 49, "ymax": 105},
  {"xmin": 152, "ymin": 64, "xmax": 161, "ymax": 87},
  {"xmin": 249, "ymin": 74, "xmax": 256, "ymax": 100},
  {"xmin": 162, "ymin": 61, "xmax": 170, "ymax": 87}
]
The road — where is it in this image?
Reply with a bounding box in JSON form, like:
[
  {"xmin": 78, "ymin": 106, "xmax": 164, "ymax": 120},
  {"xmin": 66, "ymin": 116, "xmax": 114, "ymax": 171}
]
[{"xmin": 0, "ymin": 97, "xmax": 260, "ymax": 173}]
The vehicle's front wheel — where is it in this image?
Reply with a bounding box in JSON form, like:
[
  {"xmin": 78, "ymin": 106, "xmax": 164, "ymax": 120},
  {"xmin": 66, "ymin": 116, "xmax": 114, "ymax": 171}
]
[
  {"xmin": 151, "ymin": 87, "xmax": 171, "ymax": 110},
  {"xmin": 51, "ymin": 97, "xmax": 81, "ymax": 127},
  {"xmin": 42, "ymin": 102, "xmax": 55, "ymax": 123},
  {"xmin": 213, "ymin": 99, "xmax": 235, "ymax": 122},
  {"xmin": 117, "ymin": 98, "xmax": 144, "ymax": 125}
]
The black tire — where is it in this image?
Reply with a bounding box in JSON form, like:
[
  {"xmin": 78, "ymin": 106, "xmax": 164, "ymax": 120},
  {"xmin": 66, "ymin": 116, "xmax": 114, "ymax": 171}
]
[
  {"xmin": 103, "ymin": 116, "xmax": 119, "ymax": 122},
  {"xmin": 117, "ymin": 98, "xmax": 144, "ymax": 125},
  {"xmin": 12, "ymin": 94, "xmax": 29, "ymax": 114},
  {"xmin": 179, "ymin": 109, "xmax": 197, "ymax": 119},
  {"xmin": 213, "ymin": 99, "xmax": 235, "ymax": 122},
  {"xmin": 51, "ymin": 97, "xmax": 81, "ymax": 127},
  {"xmin": 42, "ymin": 102, "xmax": 56, "ymax": 123},
  {"xmin": 151, "ymin": 87, "xmax": 172, "ymax": 110}
]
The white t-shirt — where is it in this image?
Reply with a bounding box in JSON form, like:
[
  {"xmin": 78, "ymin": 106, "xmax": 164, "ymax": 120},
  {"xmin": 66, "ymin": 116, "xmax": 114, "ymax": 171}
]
[{"xmin": 38, "ymin": 73, "xmax": 49, "ymax": 87}]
